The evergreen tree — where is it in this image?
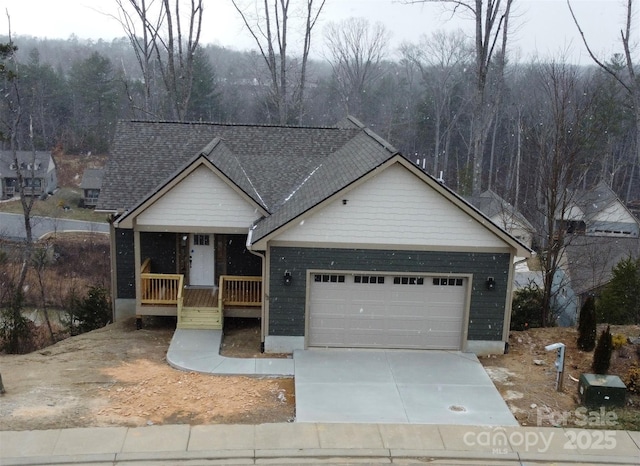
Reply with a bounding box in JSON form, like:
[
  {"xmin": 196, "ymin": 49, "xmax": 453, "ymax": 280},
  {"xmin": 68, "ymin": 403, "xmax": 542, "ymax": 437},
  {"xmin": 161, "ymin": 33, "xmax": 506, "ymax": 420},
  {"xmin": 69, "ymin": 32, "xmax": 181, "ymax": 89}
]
[
  {"xmin": 592, "ymin": 325, "xmax": 613, "ymax": 374},
  {"xmin": 68, "ymin": 52, "xmax": 119, "ymax": 153},
  {"xmin": 597, "ymin": 257, "xmax": 640, "ymax": 324},
  {"xmin": 577, "ymin": 295, "xmax": 597, "ymax": 351},
  {"xmin": 185, "ymin": 47, "xmax": 220, "ymax": 122},
  {"xmin": 510, "ymin": 283, "xmax": 544, "ymax": 330}
]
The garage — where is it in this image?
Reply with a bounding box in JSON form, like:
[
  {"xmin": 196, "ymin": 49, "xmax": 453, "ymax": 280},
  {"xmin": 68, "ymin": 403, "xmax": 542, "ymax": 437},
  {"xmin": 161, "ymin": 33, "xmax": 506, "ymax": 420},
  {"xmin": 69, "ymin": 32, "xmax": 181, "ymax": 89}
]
[{"xmin": 308, "ymin": 272, "xmax": 468, "ymax": 350}]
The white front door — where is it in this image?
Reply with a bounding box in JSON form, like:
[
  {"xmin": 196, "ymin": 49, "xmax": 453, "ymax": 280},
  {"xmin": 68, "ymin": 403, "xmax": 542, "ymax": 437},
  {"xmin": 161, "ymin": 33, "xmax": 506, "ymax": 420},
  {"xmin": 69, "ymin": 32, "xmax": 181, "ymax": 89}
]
[{"xmin": 190, "ymin": 234, "xmax": 215, "ymax": 286}]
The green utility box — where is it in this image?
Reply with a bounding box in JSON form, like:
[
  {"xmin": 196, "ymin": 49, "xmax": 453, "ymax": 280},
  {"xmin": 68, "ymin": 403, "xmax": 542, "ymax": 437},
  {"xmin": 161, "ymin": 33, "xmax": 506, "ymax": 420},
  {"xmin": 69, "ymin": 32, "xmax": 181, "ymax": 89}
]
[{"xmin": 578, "ymin": 374, "xmax": 626, "ymax": 408}]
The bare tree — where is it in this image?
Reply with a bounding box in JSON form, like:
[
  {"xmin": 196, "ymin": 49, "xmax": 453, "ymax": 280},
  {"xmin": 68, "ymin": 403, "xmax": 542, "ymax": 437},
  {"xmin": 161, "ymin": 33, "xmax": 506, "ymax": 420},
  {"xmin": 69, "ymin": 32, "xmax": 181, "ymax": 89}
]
[
  {"xmin": 113, "ymin": 0, "xmax": 164, "ymax": 117},
  {"xmin": 113, "ymin": 0, "xmax": 203, "ymax": 120},
  {"xmin": 324, "ymin": 17, "xmax": 390, "ymax": 120},
  {"xmin": 401, "ymin": 29, "xmax": 471, "ymax": 176},
  {"xmin": 231, "ymin": 0, "xmax": 326, "ymax": 124},
  {"xmin": 567, "ymin": 0, "xmax": 639, "ymax": 200},
  {"xmin": 403, "ymin": 0, "xmax": 515, "ymax": 194},
  {"xmin": 0, "ymin": 18, "xmax": 37, "ymax": 352},
  {"xmin": 523, "ymin": 60, "xmax": 597, "ymax": 326}
]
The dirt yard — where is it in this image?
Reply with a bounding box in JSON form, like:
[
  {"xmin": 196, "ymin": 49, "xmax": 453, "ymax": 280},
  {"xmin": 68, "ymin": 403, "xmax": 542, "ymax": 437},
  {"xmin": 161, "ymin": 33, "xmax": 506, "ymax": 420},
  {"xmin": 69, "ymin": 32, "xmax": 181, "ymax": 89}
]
[
  {"xmin": 1, "ymin": 316, "xmax": 639, "ymax": 431},
  {"xmin": 0, "ymin": 317, "xmax": 294, "ymax": 431},
  {"xmin": 481, "ymin": 324, "xmax": 640, "ymax": 430}
]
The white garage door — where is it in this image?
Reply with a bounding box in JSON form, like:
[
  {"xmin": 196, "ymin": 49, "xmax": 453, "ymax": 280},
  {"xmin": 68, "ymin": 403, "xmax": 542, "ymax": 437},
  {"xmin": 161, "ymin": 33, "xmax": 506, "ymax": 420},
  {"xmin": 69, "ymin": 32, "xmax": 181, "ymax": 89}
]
[{"xmin": 308, "ymin": 273, "xmax": 467, "ymax": 350}]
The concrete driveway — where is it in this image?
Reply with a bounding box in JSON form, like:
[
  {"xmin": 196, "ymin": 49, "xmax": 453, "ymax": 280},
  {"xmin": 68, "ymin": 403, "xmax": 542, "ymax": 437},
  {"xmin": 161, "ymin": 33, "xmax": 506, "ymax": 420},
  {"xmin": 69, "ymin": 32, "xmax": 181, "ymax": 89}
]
[{"xmin": 294, "ymin": 349, "xmax": 518, "ymax": 426}]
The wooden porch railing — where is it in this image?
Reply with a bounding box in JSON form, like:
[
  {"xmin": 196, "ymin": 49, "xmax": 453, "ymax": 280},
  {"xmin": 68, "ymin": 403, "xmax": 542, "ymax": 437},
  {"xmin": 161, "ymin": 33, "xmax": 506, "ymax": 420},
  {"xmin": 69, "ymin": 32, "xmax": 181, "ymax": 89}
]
[
  {"xmin": 219, "ymin": 275, "xmax": 262, "ymax": 307},
  {"xmin": 141, "ymin": 271, "xmax": 184, "ymax": 304}
]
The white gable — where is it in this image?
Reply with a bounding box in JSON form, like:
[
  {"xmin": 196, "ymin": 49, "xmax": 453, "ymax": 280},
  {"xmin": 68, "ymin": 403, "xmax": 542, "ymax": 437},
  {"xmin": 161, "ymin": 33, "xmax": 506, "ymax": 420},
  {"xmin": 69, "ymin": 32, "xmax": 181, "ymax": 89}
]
[
  {"xmin": 562, "ymin": 203, "xmax": 585, "ymax": 221},
  {"xmin": 274, "ymin": 163, "xmax": 508, "ymax": 249},
  {"xmin": 136, "ymin": 165, "xmax": 261, "ymax": 228},
  {"xmin": 591, "ymin": 201, "xmax": 637, "ymax": 225}
]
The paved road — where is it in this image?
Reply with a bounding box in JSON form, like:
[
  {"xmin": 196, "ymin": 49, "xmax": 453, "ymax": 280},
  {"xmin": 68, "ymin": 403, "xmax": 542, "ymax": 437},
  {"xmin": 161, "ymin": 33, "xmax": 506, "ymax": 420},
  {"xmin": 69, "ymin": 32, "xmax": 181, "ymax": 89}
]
[{"xmin": 0, "ymin": 212, "xmax": 109, "ymax": 240}]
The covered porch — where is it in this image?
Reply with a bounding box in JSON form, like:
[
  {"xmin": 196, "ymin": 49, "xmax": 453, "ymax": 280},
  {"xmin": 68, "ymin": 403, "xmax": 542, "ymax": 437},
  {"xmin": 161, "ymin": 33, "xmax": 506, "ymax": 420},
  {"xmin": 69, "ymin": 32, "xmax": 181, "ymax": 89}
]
[{"xmin": 138, "ymin": 263, "xmax": 262, "ymax": 329}]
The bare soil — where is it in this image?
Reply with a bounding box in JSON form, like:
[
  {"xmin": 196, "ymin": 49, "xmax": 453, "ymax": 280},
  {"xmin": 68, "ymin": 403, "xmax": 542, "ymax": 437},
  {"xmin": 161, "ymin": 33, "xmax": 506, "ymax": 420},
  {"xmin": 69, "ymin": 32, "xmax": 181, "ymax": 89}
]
[
  {"xmin": 0, "ymin": 317, "xmax": 295, "ymax": 431},
  {"xmin": 481, "ymin": 324, "xmax": 640, "ymax": 430},
  {"xmin": 2, "ymin": 319, "xmax": 639, "ymax": 431}
]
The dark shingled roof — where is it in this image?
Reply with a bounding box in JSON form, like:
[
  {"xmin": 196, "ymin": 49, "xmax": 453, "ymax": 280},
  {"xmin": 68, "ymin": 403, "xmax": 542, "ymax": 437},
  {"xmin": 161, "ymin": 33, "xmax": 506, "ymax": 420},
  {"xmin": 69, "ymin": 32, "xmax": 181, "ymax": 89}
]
[
  {"xmin": 573, "ymin": 182, "xmax": 623, "ymax": 218},
  {"xmin": 0, "ymin": 151, "xmax": 52, "ymax": 177},
  {"xmin": 565, "ymin": 236, "xmax": 640, "ymax": 295},
  {"xmin": 466, "ymin": 189, "xmax": 533, "ymax": 229},
  {"xmin": 80, "ymin": 168, "xmax": 105, "ymax": 190},
  {"xmin": 99, "ymin": 120, "xmax": 399, "ymax": 240}
]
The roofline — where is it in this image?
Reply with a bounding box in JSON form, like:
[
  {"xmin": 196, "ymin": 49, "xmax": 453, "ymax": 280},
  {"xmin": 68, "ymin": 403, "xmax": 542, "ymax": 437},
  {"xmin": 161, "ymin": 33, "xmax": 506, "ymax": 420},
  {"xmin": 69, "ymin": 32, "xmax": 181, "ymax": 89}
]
[
  {"xmin": 250, "ymin": 154, "xmax": 533, "ymax": 257},
  {"xmin": 120, "ymin": 118, "xmax": 348, "ymax": 131},
  {"xmin": 114, "ymin": 152, "xmax": 269, "ymax": 228},
  {"xmin": 398, "ymin": 159, "xmax": 534, "ymax": 258},
  {"xmin": 249, "ymin": 154, "xmax": 397, "ymax": 249}
]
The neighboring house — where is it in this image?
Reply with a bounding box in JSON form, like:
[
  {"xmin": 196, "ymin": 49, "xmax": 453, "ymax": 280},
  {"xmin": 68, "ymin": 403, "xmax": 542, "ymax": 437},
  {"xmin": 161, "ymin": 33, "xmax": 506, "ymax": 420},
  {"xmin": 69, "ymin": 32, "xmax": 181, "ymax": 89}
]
[
  {"xmin": 557, "ymin": 182, "xmax": 640, "ymax": 238},
  {"xmin": 513, "ymin": 268, "xmax": 577, "ymax": 327},
  {"xmin": 97, "ymin": 118, "xmax": 531, "ymax": 356},
  {"xmin": 564, "ymin": 235, "xmax": 640, "ymax": 310},
  {"xmin": 80, "ymin": 168, "xmax": 105, "ymax": 208},
  {"xmin": 553, "ymin": 182, "xmax": 640, "ymax": 312},
  {"xmin": 0, "ymin": 151, "xmax": 57, "ymax": 199},
  {"xmin": 466, "ymin": 190, "xmax": 534, "ymax": 249}
]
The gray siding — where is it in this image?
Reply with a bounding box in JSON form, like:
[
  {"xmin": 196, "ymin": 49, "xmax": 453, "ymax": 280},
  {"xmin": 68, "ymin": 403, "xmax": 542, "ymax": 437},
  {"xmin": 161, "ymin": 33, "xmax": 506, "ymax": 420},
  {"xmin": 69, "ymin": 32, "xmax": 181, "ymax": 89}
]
[
  {"xmin": 141, "ymin": 232, "xmax": 177, "ymax": 274},
  {"xmin": 115, "ymin": 229, "xmax": 135, "ymax": 299},
  {"xmin": 269, "ymin": 247, "xmax": 510, "ymax": 341}
]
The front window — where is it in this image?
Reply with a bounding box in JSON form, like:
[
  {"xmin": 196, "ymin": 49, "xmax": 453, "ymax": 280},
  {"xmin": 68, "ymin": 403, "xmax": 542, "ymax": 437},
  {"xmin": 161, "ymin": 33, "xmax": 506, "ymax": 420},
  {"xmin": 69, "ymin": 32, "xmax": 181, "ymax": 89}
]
[
  {"xmin": 85, "ymin": 189, "xmax": 100, "ymax": 203},
  {"xmin": 24, "ymin": 178, "xmax": 42, "ymax": 188}
]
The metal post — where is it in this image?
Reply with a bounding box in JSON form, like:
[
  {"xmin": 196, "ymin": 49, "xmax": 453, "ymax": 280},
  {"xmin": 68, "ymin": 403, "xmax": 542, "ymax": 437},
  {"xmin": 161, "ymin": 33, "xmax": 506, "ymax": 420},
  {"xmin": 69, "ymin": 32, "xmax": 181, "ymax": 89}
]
[{"xmin": 545, "ymin": 343, "xmax": 566, "ymax": 392}]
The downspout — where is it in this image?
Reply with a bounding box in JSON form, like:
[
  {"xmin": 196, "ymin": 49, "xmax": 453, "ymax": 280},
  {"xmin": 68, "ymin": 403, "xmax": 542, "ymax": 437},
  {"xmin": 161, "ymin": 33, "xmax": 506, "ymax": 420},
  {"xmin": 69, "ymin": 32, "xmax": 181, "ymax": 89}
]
[
  {"xmin": 246, "ymin": 225, "xmax": 267, "ymax": 353},
  {"xmin": 108, "ymin": 215, "xmax": 118, "ymax": 323}
]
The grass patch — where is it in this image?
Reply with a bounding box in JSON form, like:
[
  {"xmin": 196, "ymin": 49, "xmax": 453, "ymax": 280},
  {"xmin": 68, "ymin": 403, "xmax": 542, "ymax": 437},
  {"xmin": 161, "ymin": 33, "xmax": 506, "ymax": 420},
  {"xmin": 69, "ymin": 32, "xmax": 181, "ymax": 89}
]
[{"xmin": 0, "ymin": 188, "xmax": 108, "ymax": 223}]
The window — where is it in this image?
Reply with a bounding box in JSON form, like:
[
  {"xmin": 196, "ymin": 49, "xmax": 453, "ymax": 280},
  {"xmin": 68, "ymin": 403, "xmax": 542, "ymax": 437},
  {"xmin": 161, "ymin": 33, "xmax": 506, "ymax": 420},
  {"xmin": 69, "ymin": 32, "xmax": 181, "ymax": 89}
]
[
  {"xmin": 393, "ymin": 276, "xmax": 424, "ymax": 285},
  {"xmin": 314, "ymin": 274, "xmax": 345, "ymax": 283},
  {"xmin": 24, "ymin": 178, "xmax": 42, "ymax": 188},
  {"xmin": 354, "ymin": 275, "xmax": 385, "ymax": 284},
  {"xmin": 432, "ymin": 277, "xmax": 464, "ymax": 286},
  {"xmin": 85, "ymin": 189, "xmax": 100, "ymax": 204},
  {"xmin": 193, "ymin": 234, "xmax": 210, "ymax": 246}
]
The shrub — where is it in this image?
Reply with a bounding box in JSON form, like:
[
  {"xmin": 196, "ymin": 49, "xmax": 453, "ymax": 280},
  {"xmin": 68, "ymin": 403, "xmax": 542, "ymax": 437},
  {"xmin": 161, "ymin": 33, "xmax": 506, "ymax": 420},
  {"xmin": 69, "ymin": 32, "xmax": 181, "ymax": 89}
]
[
  {"xmin": 612, "ymin": 334, "xmax": 627, "ymax": 350},
  {"xmin": 511, "ymin": 283, "xmax": 544, "ymax": 330},
  {"xmin": 596, "ymin": 257, "xmax": 640, "ymax": 324},
  {"xmin": 577, "ymin": 296, "xmax": 597, "ymax": 351},
  {"xmin": 66, "ymin": 285, "xmax": 111, "ymax": 335},
  {"xmin": 624, "ymin": 366, "xmax": 640, "ymax": 394},
  {"xmin": 0, "ymin": 286, "xmax": 35, "ymax": 354},
  {"xmin": 592, "ymin": 325, "xmax": 613, "ymax": 375}
]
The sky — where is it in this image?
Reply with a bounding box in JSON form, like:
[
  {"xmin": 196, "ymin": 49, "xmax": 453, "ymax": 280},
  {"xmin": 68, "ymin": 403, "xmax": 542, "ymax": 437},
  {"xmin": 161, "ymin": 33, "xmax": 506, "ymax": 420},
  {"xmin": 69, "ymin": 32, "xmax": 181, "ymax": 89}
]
[{"xmin": 0, "ymin": 0, "xmax": 631, "ymax": 64}]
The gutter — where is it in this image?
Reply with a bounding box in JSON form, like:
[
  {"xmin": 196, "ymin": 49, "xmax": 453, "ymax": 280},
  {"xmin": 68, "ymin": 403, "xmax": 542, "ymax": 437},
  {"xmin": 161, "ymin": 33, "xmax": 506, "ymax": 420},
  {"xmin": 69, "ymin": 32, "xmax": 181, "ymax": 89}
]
[{"xmin": 246, "ymin": 224, "xmax": 267, "ymax": 353}]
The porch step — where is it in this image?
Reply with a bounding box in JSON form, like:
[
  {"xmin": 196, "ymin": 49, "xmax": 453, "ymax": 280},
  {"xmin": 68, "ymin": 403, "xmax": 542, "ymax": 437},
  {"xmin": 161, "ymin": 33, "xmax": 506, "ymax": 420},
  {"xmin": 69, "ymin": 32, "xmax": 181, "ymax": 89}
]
[{"xmin": 177, "ymin": 307, "xmax": 222, "ymax": 330}]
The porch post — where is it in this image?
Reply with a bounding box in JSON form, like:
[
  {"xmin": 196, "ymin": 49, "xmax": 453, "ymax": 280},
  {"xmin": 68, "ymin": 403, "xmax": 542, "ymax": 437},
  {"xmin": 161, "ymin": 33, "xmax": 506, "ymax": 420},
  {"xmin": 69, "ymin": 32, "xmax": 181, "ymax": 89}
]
[
  {"xmin": 261, "ymin": 248, "xmax": 270, "ymax": 349},
  {"xmin": 108, "ymin": 219, "xmax": 117, "ymax": 323},
  {"xmin": 134, "ymin": 225, "xmax": 142, "ymax": 327}
]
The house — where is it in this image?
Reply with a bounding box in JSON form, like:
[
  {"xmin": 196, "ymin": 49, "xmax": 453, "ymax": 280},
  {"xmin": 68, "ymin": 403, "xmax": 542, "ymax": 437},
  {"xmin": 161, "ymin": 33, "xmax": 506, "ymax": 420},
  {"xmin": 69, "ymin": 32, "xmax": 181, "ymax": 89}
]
[
  {"xmin": 557, "ymin": 182, "xmax": 640, "ymax": 238},
  {"xmin": 96, "ymin": 118, "xmax": 531, "ymax": 356},
  {"xmin": 513, "ymin": 269, "xmax": 577, "ymax": 327},
  {"xmin": 0, "ymin": 150, "xmax": 57, "ymax": 199},
  {"xmin": 564, "ymin": 235, "xmax": 640, "ymax": 310},
  {"xmin": 80, "ymin": 168, "xmax": 105, "ymax": 208},
  {"xmin": 466, "ymin": 190, "xmax": 534, "ymax": 249},
  {"xmin": 554, "ymin": 182, "xmax": 640, "ymax": 311}
]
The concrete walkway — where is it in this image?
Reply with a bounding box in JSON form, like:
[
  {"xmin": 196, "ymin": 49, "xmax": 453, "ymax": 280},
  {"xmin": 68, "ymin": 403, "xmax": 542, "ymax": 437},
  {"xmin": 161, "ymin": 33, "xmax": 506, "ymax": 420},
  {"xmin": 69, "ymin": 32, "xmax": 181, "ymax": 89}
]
[
  {"xmin": 169, "ymin": 331, "xmax": 514, "ymax": 426},
  {"xmin": 1, "ymin": 423, "xmax": 638, "ymax": 465},
  {"xmin": 166, "ymin": 329, "xmax": 294, "ymax": 376}
]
